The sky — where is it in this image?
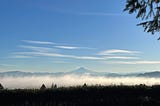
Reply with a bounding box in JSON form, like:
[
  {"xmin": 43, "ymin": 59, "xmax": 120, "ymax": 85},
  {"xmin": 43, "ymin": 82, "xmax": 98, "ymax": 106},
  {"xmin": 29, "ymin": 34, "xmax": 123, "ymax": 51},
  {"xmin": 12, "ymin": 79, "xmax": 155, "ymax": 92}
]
[{"xmin": 1, "ymin": 0, "xmax": 160, "ymax": 73}]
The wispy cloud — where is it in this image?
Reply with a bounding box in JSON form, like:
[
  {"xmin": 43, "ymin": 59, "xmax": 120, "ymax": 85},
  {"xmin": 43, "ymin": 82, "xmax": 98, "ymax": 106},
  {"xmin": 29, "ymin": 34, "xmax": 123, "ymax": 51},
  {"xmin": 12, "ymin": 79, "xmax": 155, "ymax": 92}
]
[
  {"xmin": 22, "ymin": 40, "xmax": 55, "ymax": 45},
  {"xmin": 104, "ymin": 61, "xmax": 160, "ymax": 65},
  {"xmin": 19, "ymin": 45, "xmax": 56, "ymax": 52},
  {"xmin": 52, "ymin": 61, "xmax": 70, "ymax": 64},
  {"xmin": 22, "ymin": 40, "xmax": 95, "ymax": 50},
  {"xmin": 54, "ymin": 46, "xmax": 79, "ymax": 49},
  {"xmin": 69, "ymin": 55, "xmax": 104, "ymax": 60},
  {"xmin": 12, "ymin": 52, "xmax": 65, "ymax": 58},
  {"xmin": 104, "ymin": 56, "xmax": 139, "ymax": 60},
  {"xmin": 12, "ymin": 52, "xmax": 104, "ymax": 60},
  {"xmin": 54, "ymin": 45, "xmax": 95, "ymax": 50},
  {"xmin": 98, "ymin": 49, "xmax": 141, "ymax": 55},
  {"xmin": 12, "ymin": 41, "xmax": 101, "ymax": 60},
  {"xmin": 12, "ymin": 40, "xmax": 147, "ymax": 63},
  {"xmin": 10, "ymin": 55, "xmax": 33, "ymax": 59}
]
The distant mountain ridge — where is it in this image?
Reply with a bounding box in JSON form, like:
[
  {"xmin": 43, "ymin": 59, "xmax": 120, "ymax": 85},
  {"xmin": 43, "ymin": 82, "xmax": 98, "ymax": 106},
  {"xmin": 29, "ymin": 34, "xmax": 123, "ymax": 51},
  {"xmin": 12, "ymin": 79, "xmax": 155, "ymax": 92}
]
[
  {"xmin": 137, "ymin": 71, "xmax": 160, "ymax": 77},
  {"xmin": 0, "ymin": 67, "xmax": 160, "ymax": 78},
  {"xmin": 66, "ymin": 67, "xmax": 99, "ymax": 76},
  {"xmin": 68, "ymin": 67, "xmax": 94, "ymax": 74},
  {"xmin": 0, "ymin": 71, "xmax": 64, "ymax": 77}
]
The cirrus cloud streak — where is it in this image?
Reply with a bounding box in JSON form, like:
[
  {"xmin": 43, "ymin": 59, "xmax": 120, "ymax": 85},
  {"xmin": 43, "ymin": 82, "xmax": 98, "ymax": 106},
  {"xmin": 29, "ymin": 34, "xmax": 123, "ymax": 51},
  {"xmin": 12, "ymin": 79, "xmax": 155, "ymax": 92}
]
[
  {"xmin": 22, "ymin": 40, "xmax": 55, "ymax": 45},
  {"xmin": 104, "ymin": 61, "xmax": 160, "ymax": 65},
  {"xmin": 98, "ymin": 49, "xmax": 141, "ymax": 55},
  {"xmin": 12, "ymin": 52, "xmax": 104, "ymax": 60}
]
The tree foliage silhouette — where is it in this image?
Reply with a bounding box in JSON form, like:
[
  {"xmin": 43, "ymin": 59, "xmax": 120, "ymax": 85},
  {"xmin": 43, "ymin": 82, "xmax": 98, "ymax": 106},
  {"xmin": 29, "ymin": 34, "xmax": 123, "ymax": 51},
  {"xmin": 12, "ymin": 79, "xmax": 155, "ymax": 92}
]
[
  {"xmin": 51, "ymin": 83, "xmax": 57, "ymax": 89},
  {"xmin": 0, "ymin": 83, "xmax": 4, "ymax": 90},
  {"xmin": 40, "ymin": 84, "xmax": 46, "ymax": 90},
  {"xmin": 124, "ymin": 0, "xmax": 160, "ymax": 39},
  {"xmin": 1, "ymin": 85, "xmax": 160, "ymax": 106}
]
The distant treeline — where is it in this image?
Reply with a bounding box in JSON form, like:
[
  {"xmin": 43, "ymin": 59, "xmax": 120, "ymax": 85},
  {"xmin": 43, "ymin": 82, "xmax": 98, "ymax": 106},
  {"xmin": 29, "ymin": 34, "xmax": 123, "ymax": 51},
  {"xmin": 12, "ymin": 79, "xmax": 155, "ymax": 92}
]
[{"xmin": 1, "ymin": 84, "xmax": 160, "ymax": 106}]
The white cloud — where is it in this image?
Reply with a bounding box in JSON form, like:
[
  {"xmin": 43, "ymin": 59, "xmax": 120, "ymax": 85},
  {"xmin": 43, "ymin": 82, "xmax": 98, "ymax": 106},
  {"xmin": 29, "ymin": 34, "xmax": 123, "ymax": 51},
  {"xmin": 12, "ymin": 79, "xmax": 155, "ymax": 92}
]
[
  {"xmin": 105, "ymin": 56, "xmax": 139, "ymax": 60},
  {"xmin": 105, "ymin": 61, "xmax": 160, "ymax": 65},
  {"xmin": 13, "ymin": 52, "xmax": 65, "ymax": 57},
  {"xmin": 22, "ymin": 40, "xmax": 55, "ymax": 45},
  {"xmin": 22, "ymin": 40, "xmax": 95, "ymax": 50},
  {"xmin": 19, "ymin": 45, "xmax": 56, "ymax": 52},
  {"xmin": 10, "ymin": 55, "xmax": 33, "ymax": 59},
  {"xmin": 54, "ymin": 46, "xmax": 79, "ymax": 49},
  {"xmin": 52, "ymin": 61, "xmax": 70, "ymax": 64},
  {"xmin": 68, "ymin": 55, "xmax": 104, "ymax": 60},
  {"xmin": 98, "ymin": 49, "xmax": 141, "ymax": 55},
  {"xmin": 54, "ymin": 45, "xmax": 96, "ymax": 50},
  {"xmin": 12, "ymin": 52, "xmax": 104, "ymax": 60}
]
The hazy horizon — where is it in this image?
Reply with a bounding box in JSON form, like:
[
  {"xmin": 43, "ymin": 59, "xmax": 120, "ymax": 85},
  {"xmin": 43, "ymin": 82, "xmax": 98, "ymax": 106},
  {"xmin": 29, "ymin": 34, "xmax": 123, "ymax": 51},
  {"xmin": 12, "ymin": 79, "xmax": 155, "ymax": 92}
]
[
  {"xmin": 1, "ymin": 75, "xmax": 160, "ymax": 89},
  {"xmin": 0, "ymin": 66, "xmax": 153, "ymax": 74},
  {"xmin": 1, "ymin": 67, "xmax": 160, "ymax": 89}
]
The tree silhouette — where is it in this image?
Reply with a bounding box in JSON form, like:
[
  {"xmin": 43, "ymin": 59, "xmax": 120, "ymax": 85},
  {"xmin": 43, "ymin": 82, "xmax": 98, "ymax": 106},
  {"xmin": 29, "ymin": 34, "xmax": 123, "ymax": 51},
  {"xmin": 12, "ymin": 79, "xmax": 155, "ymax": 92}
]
[
  {"xmin": 0, "ymin": 83, "xmax": 4, "ymax": 89},
  {"xmin": 2, "ymin": 85, "xmax": 160, "ymax": 106},
  {"xmin": 51, "ymin": 83, "xmax": 57, "ymax": 89},
  {"xmin": 40, "ymin": 84, "xmax": 46, "ymax": 90},
  {"xmin": 124, "ymin": 0, "xmax": 160, "ymax": 39},
  {"xmin": 83, "ymin": 83, "xmax": 87, "ymax": 87}
]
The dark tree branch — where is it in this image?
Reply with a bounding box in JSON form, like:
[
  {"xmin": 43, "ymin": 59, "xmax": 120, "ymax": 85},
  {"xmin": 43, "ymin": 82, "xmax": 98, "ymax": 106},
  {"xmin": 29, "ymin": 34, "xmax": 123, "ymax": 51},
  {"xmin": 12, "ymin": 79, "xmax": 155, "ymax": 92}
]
[{"xmin": 124, "ymin": 0, "xmax": 160, "ymax": 39}]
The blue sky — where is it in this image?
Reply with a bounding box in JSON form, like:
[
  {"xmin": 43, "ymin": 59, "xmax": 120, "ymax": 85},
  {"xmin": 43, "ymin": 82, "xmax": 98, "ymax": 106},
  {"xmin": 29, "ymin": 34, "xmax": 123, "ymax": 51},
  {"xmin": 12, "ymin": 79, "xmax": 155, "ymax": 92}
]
[{"xmin": 1, "ymin": 0, "xmax": 160, "ymax": 73}]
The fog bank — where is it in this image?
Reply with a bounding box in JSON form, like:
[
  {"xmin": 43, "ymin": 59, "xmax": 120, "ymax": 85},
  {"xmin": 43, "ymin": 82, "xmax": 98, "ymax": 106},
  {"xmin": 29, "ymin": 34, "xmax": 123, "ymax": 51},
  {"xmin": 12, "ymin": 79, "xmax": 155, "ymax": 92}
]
[{"xmin": 1, "ymin": 75, "xmax": 160, "ymax": 89}]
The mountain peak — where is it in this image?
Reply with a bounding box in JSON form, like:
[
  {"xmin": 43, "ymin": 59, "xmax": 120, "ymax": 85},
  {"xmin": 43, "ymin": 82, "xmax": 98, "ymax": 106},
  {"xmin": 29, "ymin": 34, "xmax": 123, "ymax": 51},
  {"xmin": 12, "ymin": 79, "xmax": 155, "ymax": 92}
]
[
  {"xmin": 70, "ymin": 67, "xmax": 93, "ymax": 74},
  {"xmin": 78, "ymin": 67, "xmax": 87, "ymax": 70}
]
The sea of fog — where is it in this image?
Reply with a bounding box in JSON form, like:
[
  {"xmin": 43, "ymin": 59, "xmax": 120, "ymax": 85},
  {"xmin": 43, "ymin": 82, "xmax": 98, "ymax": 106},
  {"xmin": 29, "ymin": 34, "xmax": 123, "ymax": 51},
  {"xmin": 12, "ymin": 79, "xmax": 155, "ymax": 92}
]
[{"xmin": 1, "ymin": 75, "xmax": 160, "ymax": 89}]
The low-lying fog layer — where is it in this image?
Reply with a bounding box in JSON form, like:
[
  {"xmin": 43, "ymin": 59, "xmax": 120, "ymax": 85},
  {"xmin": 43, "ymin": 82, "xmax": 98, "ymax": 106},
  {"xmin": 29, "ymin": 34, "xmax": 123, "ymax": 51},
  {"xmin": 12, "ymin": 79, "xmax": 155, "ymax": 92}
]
[{"xmin": 1, "ymin": 75, "xmax": 160, "ymax": 89}]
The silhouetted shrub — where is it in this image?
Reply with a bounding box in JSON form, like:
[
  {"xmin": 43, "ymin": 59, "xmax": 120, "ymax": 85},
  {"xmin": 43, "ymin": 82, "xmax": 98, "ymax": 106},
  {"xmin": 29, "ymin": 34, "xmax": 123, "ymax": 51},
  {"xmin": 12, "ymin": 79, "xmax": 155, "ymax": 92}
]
[
  {"xmin": 40, "ymin": 84, "xmax": 46, "ymax": 90},
  {"xmin": 0, "ymin": 83, "xmax": 4, "ymax": 90},
  {"xmin": 51, "ymin": 83, "xmax": 57, "ymax": 89}
]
